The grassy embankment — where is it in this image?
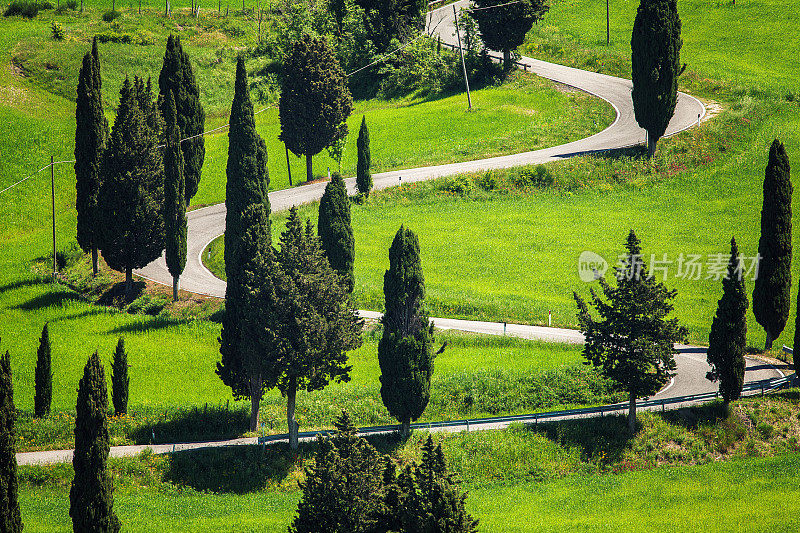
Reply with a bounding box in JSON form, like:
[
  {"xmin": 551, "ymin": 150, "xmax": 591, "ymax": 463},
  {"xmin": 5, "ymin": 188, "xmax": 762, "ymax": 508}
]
[{"xmin": 17, "ymin": 391, "xmax": 800, "ymax": 531}]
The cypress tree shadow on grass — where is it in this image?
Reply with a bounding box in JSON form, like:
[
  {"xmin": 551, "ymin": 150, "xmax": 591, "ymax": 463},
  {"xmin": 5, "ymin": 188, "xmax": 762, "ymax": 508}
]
[
  {"xmin": 128, "ymin": 403, "xmax": 250, "ymax": 445},
  {"xmin": 12, "ymin": 290, "xmax": 84, "ymax": 311}
]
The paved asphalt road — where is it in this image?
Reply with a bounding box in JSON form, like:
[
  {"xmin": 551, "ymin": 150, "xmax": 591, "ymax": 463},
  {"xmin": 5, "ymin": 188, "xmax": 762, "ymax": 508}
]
[{"xmin": 28, "ymin": 1, "xmax": 764, "ymax": 468}]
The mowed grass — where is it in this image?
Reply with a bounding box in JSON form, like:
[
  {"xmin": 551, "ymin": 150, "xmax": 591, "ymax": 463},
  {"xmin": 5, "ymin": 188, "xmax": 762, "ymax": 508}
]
[
  {"xmin": 16, "ymin": 451, "xmax": 800, "ymax": 531},
  {"xmin": 524, "ymin": 0, "xmax": 800, "ymax": 96}
]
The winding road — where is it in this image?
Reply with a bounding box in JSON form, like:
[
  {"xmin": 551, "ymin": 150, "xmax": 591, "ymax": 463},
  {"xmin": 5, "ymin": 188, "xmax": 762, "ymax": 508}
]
[{"xmin": 42, "ymin": 0, "xmax": 779, "ymax": 467}]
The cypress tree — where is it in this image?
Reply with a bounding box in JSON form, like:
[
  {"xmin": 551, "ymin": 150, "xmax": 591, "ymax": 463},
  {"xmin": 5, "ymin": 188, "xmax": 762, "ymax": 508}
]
[
  {"xmin": 269, "ymin": 208, "xmax": 363, "ymax": 449},
  {"xmin": 574, "ymin": 230, "xmax": 687, "ymax": 434},
  {"xmin": 217, "ymin": 56, "xmax": 272, "ymax": 433},
  {"xmin": 69, "ymin": 352, "xmax": 121, "ymax": 533},
  {"xmin": 75, "ymin": 39, "xmax": 109, "ymax": 276},
  {"xmin": 290, "ymin": 411, "xmax": 386, "ymax": 533},
  {"xmin": 110, "ymin": 338, "xmax": 129, "ymax": 417},
  {"xmin": 386, "ymin": 436, "xmax": 478, "ymax": 532},
  {"xmin": 0, "ymin": 348, "xmax": 23, "ymax": 533},
  {"xmin": 706, "ymin": 237, "xmax": 748, "ymax": 405},
  {"xmin": 158, "ymin": 34, "xmax": 206, "ymax": 204},
  {"xmin": 279, "ymin": 34, "xmax": 353, "ymax": 183},
  {"xmin": 318, "ymin": 173, "xmax": 355, "ymax": 293},
  {"xmin": 34, "ymin": 323, "xmax": 52, "ymax": 418},
  {"xmin": 356, "ymin": 116, "xmax": 372, "ymax": 197},
  {"xmin": 631, "ymin": 0, "xmax": 683, "ymax": 157},
  {"xmin": 378, "ymin": 226, "xmax": 435, "ymax": 438},
  {"xmin": 753, "ymin": 139, "xmax": 792, "ymax": 350},
  {"xmin": 470, "ymin": 0, "xmax": 549, "ymax": 70},
  {"xmin": 794, "ymin": 279, "xmax": 800, "ymax": 374},
  {"xmin": 163, "ymin": 90, "xmax": 187, "ymax": 302},
  {"xmin": 98, "ymin": 76, "xmax": 165, "ymax": 299}
]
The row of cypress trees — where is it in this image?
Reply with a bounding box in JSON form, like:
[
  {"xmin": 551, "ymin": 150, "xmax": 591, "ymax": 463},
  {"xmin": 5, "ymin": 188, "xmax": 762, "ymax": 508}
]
[
  {"xmin": 1, "ymin": 341, "xmax": 123, "ymax": 532},
  {"xmin": 31, "ymin": 324, "xmax": 130, "ymax": 419},
  {"xmin": 74, "ymin": 35, "xmax": 203, "ymax": 300},
  {"xmin": 220, "ymin": 58, "xmax": 433, "ymax": 447}
]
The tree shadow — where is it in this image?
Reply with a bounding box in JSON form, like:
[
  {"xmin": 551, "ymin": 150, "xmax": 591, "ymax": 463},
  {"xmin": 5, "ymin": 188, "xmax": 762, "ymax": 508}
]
[
  {"xmin": 164, "ymin": 444, "xmax": 301, "ymax": 494},
  {"xmin": 129, "ymin": 404, "xmax": 250, "ymax": 446},
  {"xmin": 0, "ymin": 278, "xmax": 44, "ymax": 293},
  {"xmin": 108, "ymin": 316, "xmax": 181, "ymax": 335},
  {"xmin": 96, "ymin": 281, "xmax": 146, "ymax": 307},
  {"xmin": 533, "ymin": 415, "xmax": 634, "ymax": 463},
  {"xmin": 12, "ymin": 290, "xmax": 84, "ymax": 311}
]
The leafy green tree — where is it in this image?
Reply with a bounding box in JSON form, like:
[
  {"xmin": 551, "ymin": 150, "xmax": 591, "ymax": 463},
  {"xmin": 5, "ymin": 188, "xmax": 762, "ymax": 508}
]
[
  {"xmin": 75, "ymin": 38, "xmax": 109, "ymax": 276},
  {"xmin": 378, "ymin": 226, "xmax": 435, "ymax": 438},
  {"xmin": 98, "ymin": 76, "xmax": 165, "ymax": 299},
  {"xmin": 158, "ymin": 34, "xmax": 206, "ymax": 203},
  {"xmin": 386, "ymin": 435, "xmax": 478, "ymax": 532},
  {"xmin": 470, "ymin": 0, "xmax": 549, "ymax": 70},
  {"xmin": 0, "ymin": 348, "xmax": 23, "ymax": 533},
  {"xmin": 631, "ymin": 0, "xmax": 683, "ymax": 157},
  {"xmin": 753, "ymin": 139, "xmax": 792, "ymax": 350},
  {"xmin": 290, "ymin": 411, "xmax": 386, "ymax": 533},
  {"xmin": 69, "ymin": 352, "xmax": 121, "ymax": 533},
  {"xmin": 356, "ymin": 116, "xmax": 372, "ymax": 197},
  {"xmin": 318, "ymin": 173, "xmax": 355, "ymax": 293},
  {"xmin": 217, "ymin": 56, "xmax": 272, "ymax": 433},
  {"xmin": 270, "ymin": 208, "xmax": 363, "ymax": 449},
  {"xmin": 34, "ymin": 323, "xmax": 52, "ymax": 418},
  {"xmin": 706, "ymin": 237, "xmax": 748, "ymax": 405},
  {"xmin": 574, "ymin": 230, "xmax": 687, "ymax": 434},
  {"xmin": 110, "ymin": 338, "xmax": 129, "ymax": 417},
  {"xmin": 163, "ymin": 90, "xmax": 187, "ymax": 302},
  {"xmin": 356, "ymin": 0, "xmax": 426, "ymax": 52},
  {"xmin": 279, "ymin": 34, "xmax": 353, "ymax": 183}
]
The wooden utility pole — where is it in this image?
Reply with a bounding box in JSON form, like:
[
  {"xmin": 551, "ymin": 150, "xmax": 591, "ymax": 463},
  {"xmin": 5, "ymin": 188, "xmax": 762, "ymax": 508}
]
[
  {"xmin": 606, "ymin": 0, "xmax": 610, "ymax": 45},
  {"xmin": 50, "ymin": 156, "xmax": 57, "ymax": 275},
  {"xmin": 453, "ymin": 5, "xmax": 472, "ymax": 110}
]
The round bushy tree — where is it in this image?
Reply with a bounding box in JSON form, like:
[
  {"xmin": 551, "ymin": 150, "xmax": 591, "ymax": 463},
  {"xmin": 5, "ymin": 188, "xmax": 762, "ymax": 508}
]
[
  {"xmin": 631, "ymin": 0, "xmax": 682, "ymax": 156},
  {"xmin": 69, "ymin": 352, "xmax": 121, "ymax": 533},
  {"xmin": 753, "ymin": 139, "xmax": 792, "ymax": 350},
  {"xmin": 470, "ymin": 0, "xmax": 549, "ymax": 70},
  {"xmin": 378, "ymin": 226, "xmax": 435, "ymax": 437},
  {"xmin": 318, "ymin": 173, "xmax": 355, "ymax": 293},
  {"xmin": 158, "ymin": 34, "xmax": 206, "ymax": 203},
  {"xmin": 706, "ymin": 237, "xmax": 748, "ymax": 405},
  {"xmin": 279, "ymin": 34, "xmax": 353, "ymax": 183}
]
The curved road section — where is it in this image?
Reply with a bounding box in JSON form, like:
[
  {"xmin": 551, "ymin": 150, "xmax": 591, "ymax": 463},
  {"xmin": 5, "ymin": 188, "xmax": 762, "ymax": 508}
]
[{"xmin": 134, "ymin": 5, "xmax": 778, "ymax": 399}]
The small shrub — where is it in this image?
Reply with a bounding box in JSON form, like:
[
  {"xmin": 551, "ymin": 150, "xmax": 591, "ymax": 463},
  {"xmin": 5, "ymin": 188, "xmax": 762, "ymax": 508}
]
[
  {"xmin": 513, "ymin": 165, "xmax": 554, "ymax": 188},
  {"xmin": 94, "ymin": 31, "xmax": 133, "ymax": 44},
  {"xmin": 126, "ymin": 293, "xmax": 169, "ymax": 315},
  {"xmin": 442, "ymin": 175, "xmax": 476, "ymax": 196},
  {"xmin": 102, "ymin": 9, "xmax": 121, "ymax": 22},
  {"xmin": 477, "ymin": 171, "xmax": 498, "ymax": 191},
  {"xmin": 50, "ymin": 21, "xmax": 64, "ymax": 40},
  {"xmin": 4, "ymin": 0, "xmax": 49, "ymax": 18},
  {"xmin": 757, "ymin": 422, "xmax": 775, "ymax": 439}
]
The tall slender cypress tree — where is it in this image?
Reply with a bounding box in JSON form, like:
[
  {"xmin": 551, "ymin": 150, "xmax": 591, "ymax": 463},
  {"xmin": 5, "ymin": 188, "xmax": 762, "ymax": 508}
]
[
  {"xmin": 158, "ymin": 34, "xmax": 206, "ymax": 204},
  {"xmin": 631, "ymin": 0, "xmax": 682, "ymax": 157},
  {"xmin": 318, "ymin": 173, "xmax": 355, "ymax": 293},
  {"xmin": 217, "ymin": 56, "xmax": 272, "ymax": 432},
  {"xmin": 0, "ymin": 348, "xmax": 23, "ymax": 533},
  {"xmin": 34, "ymin": 323, "xmax": 52, "ymax": 418},
  {"xmin": 69, "ymin": 352, "xmax": 121, "ymax": 533},
  {"xmin": 110, "ymin": 338, "xmax": 129, "ymax": 417},
  {"xmin": 378, "ymin": 226, "xmax": 434, "ymax": 438},
  {"xmin": 163, "ymin": 90, "xmax": 187, "ymax": 302},
  {"xmin": 98, "ymin": 76, "xmax": 166, "ymax": 299},
  {"xmin": 753, "ymin": 139, "xmax": 792, "ymax": 350},
  {"xmin": 706, "ymin": 237, "xmax": 748, "ymax": 405},
  {"xmin": 794, "ymin": 280, "xmax": 800, "ymax": 374},
  {"xmin": 75, "ymin": 39, "xmax": 109, "ymax": 276},
  {"xmin": 356, "ymin": 116, "xmax": 372, "ymax": 197}
]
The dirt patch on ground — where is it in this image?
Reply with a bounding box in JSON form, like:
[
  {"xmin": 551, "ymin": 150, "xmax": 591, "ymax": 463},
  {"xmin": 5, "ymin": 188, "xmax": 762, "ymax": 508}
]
[{"xmin": 701, "ymin": 99, "xmax": 723, "ymax": 122}]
